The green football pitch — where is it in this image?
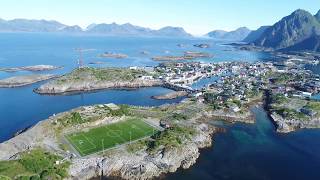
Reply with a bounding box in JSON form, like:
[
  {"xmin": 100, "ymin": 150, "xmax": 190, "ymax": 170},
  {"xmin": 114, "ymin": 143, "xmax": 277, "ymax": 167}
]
[{"xmin": 65, "ymin": 119, "xmax": 157, "ymax": 156}]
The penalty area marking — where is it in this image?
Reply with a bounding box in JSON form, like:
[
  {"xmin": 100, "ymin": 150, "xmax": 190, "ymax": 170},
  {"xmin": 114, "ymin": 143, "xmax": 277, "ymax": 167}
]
[
  {"xmin": 66, "ymin": 135, "xmax": 86, "ymax": 156},
  {"xmin": 72, "ymin": 134, "xmax": 97, "ymax": 155}
]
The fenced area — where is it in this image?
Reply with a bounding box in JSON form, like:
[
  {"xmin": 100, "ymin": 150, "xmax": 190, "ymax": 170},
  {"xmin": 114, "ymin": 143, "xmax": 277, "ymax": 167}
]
[{"xmin": 65, "ymin": 118, "xmax": 158, "ymax": 156}]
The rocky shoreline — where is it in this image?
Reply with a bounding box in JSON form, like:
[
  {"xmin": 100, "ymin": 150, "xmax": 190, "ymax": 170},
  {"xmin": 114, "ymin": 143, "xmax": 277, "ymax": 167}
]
[
  {"xmin": 34, "ymin": 67, "xmax": 164, "ymax": 94},
  {"xmin": 0, "ymin": 102, "xmax": 215, "ymax": 180},
  {"xmin": 34, "ymin": 79, "xmax": 163, "ymax": 94},
  {"xmin": 270, "ymin": 113, "xmax": 320, "ymax": 133},
  {"xmin": 69, "ymin": 124, "xmax": 214, "ymax": 180},
  {"xmin": 152, "ymin": 51, "xmax": 212, "ymax": 61},
  {"xmin": 0, "ymin": 74, "xmax": 57, "ymax": 88},
  {"xmin": 0, "ymin": 65, "xmax": 62, "ymax": 72},
  {"xmin": 263, "ymin": 89, "xmax": 320, "ymax": 133},
  {"xmin": 207, "ymin": 110, "xmax": 255, "ymax": 124}
]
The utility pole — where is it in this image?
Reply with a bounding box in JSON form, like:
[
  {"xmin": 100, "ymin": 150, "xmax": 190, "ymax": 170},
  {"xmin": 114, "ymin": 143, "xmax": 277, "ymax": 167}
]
[{"xmin": 75, "ymin": 48, "xmax": 83, "ymax": 69}]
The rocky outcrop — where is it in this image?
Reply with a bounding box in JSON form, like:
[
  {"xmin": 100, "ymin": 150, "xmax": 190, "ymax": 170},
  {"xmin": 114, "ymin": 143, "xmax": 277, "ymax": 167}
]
[
  {"xmin": 34, "ymin": 79, "xmax": 163, "ymax": 94},
  {"xmin": 0, "ymin": 114, "xmax": 214, "ymax": 180},
  {"xmin": 0, "ymin": 65, "xmax": 61, "ymax": 72},
  {"xmin": 0, "ymin": 120, "xmax": 57, "ymax": 160},
  {"xmin": 207, "ymin": 109, "xmax": 254, "ymax": 124},
  {"xmin": 0, "ymin": 102, "xmax": 215, "ymax": 180},
  {"xmin": 69, "ymin": 123, "xmax": 214, "ymax": 180},
  {"xmin": 152, "ymin": 51, "xmax": 212, "ymax": 61},
  {"xmin": 151, "ymin": 91, "xmax": 188, "ymax": 100},
  {"xmin": 270, "ymin": 113, "xmax": 320, "ymax": 133},
  {"xmin": 0, "ymin": 74, "xmax": 57, "ymax": 88}
]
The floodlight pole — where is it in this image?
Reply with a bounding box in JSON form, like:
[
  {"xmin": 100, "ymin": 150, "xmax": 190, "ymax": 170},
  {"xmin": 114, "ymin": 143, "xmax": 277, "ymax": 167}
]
[
  {"xmin": 100, "ymin": 139, "xmax": 105, "ymax": 180},
  {"xmin": 102, "ymin": 139, "xmax": 104, "ymax": 154}
]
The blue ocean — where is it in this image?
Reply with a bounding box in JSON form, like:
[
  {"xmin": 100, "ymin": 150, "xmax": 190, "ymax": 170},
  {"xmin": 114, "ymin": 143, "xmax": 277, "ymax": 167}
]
[{"xmin": 0, "ymin": 33, "xmax": 320, "ymax": 180}]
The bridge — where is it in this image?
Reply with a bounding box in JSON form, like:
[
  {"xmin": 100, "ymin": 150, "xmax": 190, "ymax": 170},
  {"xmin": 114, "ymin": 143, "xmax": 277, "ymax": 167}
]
[{"xmin": 162, "ymin": 82, "xmax": 198, "ymax": 94}]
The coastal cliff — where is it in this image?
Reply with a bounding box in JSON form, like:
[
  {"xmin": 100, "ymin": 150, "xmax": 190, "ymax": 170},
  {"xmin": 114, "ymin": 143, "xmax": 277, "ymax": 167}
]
[
  {"xmin": 270, "ymin": 113, "xmax": 320, "ymax": 133},
  {"xmin": 68, "ymin": 123, "xmax": 213, "ymax": 179},
  {"xmin": 0, "ymin": 119, "xmax": 58, "ymax": 160},
  {"xmin": 0, "ymin": 117, "xmax": 213, "ymax": 179},
  {"xmin": 265, "ymin": 90, "xmax": 320, "ymax": 133}
]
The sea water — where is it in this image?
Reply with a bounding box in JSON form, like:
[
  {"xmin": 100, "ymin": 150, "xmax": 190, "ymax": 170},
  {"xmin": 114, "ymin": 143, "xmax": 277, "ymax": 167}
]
[{"xmin": 1, "ymin": 33, "xmax": 319, "ymax": 180}]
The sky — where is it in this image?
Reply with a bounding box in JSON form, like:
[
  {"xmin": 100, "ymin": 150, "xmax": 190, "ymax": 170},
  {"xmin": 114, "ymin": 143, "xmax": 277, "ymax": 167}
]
[{"xmin": 0, "ymin": 0, "xmax": 319, "ymax": 35}]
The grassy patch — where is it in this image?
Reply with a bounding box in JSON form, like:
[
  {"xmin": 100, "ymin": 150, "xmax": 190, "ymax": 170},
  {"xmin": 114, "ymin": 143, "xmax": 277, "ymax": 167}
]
[
  {"xmin": 170, "ymin": 113, "xmax": 188, "ymax": 121},
  {"xmin": 273, "ymin": 107, "xmax": 308, "ymax": 120},
  {"xmin": 107, "ymin": 105, "xmax": 131, "ymax": 117},
  {"xmin": 56, "ymin": 112, "xmax": 85, "ymax": 127},
  {"xmin": 147, "ymin": 125, "xmax": 196, "ymax": 153},
  {"xmin": 272, "ymin": 93, "xmax": 288, "ymax": 104},
  {"xmin": 0, "ymin": 149, "xmax": 70, "ymax": 180},
  {"xmin": 56, "ymin": 105, "xmax": 131, "ymax": 128},
  {"xmin": 66, "ymin": 118, "xmax": 157, "ymax": 156},
  {"xmin": 126, "ymin": 139, "xmax": 148, "ymax": 153},
  {"xmin": 57, "ymin": 67, "xmax": 150, "ymax": 83},
  {"xmin": 305, "ymin": 101, "xmax": 320, "ymax": 112}
]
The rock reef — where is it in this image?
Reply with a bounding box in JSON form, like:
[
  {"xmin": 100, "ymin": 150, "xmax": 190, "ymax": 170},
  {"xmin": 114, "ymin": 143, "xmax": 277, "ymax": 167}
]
[
  {"xmin": 0, "ymin": 65, "xmax": 61, "ymax": 72},
  {"xmin": 0, "ymin": 74, "xmax": 57, "ymax": 88},
  {"xmin": 99, "ymin": 52, "xmax": 128, "ymax": 59},
  {"xmin": 151, "ymin": 91, "xmax": 188, "ymax": 100}
]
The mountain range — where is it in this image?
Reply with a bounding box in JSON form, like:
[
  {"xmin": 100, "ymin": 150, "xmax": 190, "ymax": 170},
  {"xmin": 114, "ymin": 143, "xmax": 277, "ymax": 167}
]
[
  {"xmin": 248, "ymin": 9, "xmax": 320, "ymax": 52},
  {"xmin": 243, "ymin": 26, "xmax": 270, "ymax": 43},
  {"xmin": 206, "ymin": 27, "xmax": 251, "ymax": 41},
  {"xmin": 0, "ymin": 19, "xmax": 192, "ymax": 37},
  {"xmin": 2, "ymin": 9, "xmax": 320, "ymax": 52}
]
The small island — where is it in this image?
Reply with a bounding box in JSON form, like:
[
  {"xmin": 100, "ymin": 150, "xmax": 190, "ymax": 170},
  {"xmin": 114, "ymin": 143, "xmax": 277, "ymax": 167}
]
[
  {"xmin": 152, "ymin": 51, "xmax": 212, "ymax": 61},
  {"xmin": 193, "ymin": 44, "xmax": 210, "ymax": 48},
  {"xmin": 99, "ymin": 52, "xmax": 128, "ymax": 59},
  {"xmin": 151, "ymin": 91, "xmax": 188, "ymax": 100},
  {"xmin": 0, "ymin": 74, "xmax": 57, "ymax": 88},
  {"xmin": 152, "ymin": 56, "xmax": 187, "ymax": 61},
  {"xmin": 34, "ymin": 67, "xmax": 162, "ymax": 94},
  {"xmin": 0, "ymin": 65, "xmax": 62, "ymax": 72}
]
